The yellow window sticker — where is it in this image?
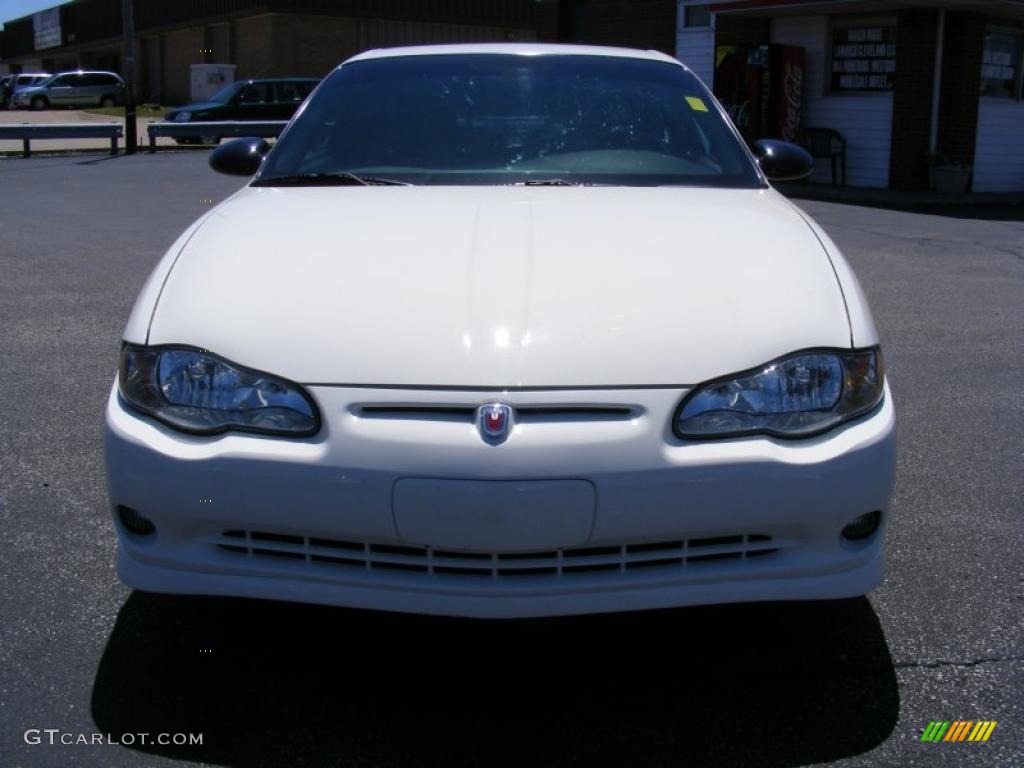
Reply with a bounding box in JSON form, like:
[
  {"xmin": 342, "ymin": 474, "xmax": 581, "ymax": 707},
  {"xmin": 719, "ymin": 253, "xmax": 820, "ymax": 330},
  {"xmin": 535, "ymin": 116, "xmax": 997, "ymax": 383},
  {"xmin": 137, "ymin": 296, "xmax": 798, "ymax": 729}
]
[{"xmin": 685, "ymin": 96, "xmax": 709, "ymax": 112}]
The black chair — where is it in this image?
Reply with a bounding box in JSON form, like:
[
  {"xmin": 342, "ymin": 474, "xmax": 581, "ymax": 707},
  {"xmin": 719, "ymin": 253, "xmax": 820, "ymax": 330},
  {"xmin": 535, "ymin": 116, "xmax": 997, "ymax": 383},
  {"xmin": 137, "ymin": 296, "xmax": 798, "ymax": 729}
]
[{"xmin": 800, "ymin": 128, "xmax": 847, "ymax": 185}]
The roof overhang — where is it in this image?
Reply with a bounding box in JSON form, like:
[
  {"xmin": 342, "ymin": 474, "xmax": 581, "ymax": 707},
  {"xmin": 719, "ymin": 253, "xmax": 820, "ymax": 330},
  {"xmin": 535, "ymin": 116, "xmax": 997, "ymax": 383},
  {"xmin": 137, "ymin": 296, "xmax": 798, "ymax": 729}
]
[{"xmin": 710, "ymin": 0, "xmax": 1024, "ymax": 21}]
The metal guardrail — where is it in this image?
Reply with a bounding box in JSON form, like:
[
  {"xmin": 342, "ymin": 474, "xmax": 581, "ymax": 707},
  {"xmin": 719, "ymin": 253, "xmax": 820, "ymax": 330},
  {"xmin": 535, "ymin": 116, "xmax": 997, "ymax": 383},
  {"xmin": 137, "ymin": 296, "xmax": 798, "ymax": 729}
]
[
  {"xmin": 146, "ymin": 120, "xmax": 289, "ymax": 152},
  {"xmin": 0, "ymin": 123, "xmax": 123, "ymax": 157}
]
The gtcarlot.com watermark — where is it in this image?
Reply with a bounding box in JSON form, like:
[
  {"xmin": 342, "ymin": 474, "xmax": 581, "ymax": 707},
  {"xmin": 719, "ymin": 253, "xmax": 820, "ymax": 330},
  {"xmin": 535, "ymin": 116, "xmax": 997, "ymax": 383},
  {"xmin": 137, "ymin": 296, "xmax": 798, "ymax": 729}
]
[{"xmin": 25, "ymin": 729, "xmax": 202, "ymax": 747}]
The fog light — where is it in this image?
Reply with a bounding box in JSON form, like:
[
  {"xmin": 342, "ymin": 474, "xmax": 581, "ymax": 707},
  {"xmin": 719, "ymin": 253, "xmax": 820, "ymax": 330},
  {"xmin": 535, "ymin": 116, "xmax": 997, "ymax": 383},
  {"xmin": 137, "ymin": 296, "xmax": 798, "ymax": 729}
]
[
  {"xmin": 118, "ymin": 505, "xmax": 156, "ymax": 536},
  {"xmin": 841, "ymin": 510, "xmax": 881, "ymax": 541}
]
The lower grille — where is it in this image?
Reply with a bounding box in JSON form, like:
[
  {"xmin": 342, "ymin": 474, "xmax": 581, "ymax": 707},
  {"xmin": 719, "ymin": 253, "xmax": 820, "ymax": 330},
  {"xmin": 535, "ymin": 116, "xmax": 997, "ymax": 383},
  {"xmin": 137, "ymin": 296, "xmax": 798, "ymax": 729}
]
[{"xmin": 212, "ymin": 530, "xmax": 783, "ymax": 579}]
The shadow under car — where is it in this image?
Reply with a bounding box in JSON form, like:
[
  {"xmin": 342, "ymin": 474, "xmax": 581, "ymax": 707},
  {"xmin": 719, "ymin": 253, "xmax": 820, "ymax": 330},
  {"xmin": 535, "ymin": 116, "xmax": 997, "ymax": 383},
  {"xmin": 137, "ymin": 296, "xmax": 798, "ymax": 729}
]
[{"xmin": 91, "ymin": 593, "xmax": 898, "ymax": 767}]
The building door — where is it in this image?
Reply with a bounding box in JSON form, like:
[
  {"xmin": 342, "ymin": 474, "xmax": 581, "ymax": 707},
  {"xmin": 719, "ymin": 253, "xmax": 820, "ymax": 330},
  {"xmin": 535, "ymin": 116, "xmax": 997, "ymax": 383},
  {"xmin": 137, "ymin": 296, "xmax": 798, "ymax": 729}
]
[
  {"xmin": 205, "ymin": 23, "xmax": 230, "ymax": 63},
  {"xmin": 143, "ymin": 36, "xmax": 161, "ymax": 103}
]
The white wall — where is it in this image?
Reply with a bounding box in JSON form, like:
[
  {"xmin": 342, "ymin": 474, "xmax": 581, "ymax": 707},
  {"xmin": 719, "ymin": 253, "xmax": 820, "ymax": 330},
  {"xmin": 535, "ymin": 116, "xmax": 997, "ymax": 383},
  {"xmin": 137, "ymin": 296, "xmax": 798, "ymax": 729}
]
[
  {"xmin": 676, "ymin": 1, "xmax": 715, "ymax": 86},
  {"xmin": 973, "ymin": 98, "xmax": 1024, "ymax": 192},
  {"xmin": 771, "ymin": 15, "xmax": 893, "ymax": 188}
]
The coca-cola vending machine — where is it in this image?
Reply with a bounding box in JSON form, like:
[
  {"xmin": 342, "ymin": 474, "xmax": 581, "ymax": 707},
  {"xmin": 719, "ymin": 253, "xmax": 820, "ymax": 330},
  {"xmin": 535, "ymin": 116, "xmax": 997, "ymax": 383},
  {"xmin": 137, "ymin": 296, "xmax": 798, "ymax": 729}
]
[{"xmin": 713, "ymin": 44, "xmax": 805, "ymax": 145}]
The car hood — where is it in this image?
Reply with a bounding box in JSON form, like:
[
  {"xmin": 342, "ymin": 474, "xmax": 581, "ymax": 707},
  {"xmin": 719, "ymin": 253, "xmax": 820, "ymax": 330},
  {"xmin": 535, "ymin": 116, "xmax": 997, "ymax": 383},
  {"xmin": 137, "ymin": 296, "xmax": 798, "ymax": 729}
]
[{"xmin": 147, "ymin": 185, "xmax": 851, "ymax": 387}]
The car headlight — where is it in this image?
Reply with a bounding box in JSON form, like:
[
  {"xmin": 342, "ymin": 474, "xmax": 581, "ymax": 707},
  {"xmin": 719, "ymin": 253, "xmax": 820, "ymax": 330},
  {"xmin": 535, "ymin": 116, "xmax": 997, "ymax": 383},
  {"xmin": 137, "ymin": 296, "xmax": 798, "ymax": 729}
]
[
  {"xmin": 674, "ymin": 348, "xmax": 884, "ymax": 439},
  {"xmin": 174, "ymin": 111, "xmax": 192, "ymax": 122},
  {"xmin": 118, "ymin": 344, "xmax": 319, "ymax": 436}
]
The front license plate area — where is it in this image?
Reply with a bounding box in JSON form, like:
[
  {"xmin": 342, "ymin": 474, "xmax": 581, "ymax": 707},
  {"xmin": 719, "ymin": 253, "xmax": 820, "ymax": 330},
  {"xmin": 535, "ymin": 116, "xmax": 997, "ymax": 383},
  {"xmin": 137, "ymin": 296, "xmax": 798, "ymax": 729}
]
[{"xmin": 392, "ymin": 479, "xmax": 596, "ymax": 552}]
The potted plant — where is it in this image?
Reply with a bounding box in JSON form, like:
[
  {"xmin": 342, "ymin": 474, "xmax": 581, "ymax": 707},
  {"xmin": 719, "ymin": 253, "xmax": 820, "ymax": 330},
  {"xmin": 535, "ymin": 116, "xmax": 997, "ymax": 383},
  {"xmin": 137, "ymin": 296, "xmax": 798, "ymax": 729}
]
[{"xmin": 926, "ymin": 151, "xmax": 972, "ymax": 194}]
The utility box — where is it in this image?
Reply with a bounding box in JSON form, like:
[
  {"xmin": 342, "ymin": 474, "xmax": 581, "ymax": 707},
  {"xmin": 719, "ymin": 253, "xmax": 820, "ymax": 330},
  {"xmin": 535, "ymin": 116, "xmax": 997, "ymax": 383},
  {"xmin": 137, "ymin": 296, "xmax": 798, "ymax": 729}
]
[{"xmin": 190, "ymin": 63, "xmax": 236, "ymax": 102}]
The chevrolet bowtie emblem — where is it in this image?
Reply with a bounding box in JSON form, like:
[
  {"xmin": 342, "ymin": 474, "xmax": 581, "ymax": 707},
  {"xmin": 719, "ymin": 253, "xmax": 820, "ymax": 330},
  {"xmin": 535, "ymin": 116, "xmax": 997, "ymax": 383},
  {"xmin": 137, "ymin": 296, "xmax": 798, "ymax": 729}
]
[{"xmin": 478, "ymin": 402, "xmax": 513, "ymax": 443}]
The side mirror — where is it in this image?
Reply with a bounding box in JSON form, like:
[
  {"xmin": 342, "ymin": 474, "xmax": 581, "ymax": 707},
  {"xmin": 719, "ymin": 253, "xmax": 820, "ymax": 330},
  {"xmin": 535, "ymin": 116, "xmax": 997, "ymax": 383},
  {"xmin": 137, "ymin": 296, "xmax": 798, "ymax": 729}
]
[
  {"xmin": 753, "ymin": 139, "xmax": 814, "ymax": 182},
  {"xmin": 209, "ymin": 138, "xmax": 270, "ymax": 176}
]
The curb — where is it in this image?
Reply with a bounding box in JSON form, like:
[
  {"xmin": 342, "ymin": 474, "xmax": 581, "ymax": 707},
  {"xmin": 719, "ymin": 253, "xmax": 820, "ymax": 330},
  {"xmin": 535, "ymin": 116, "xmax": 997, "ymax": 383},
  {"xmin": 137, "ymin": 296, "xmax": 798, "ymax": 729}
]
[
  {"xmin": 776, "ymin": 182, "xmax": 1024, "ymax": 211},
  {"xmin": 0, "ymin": 146, "xmax": 207, "ymax": 158}
]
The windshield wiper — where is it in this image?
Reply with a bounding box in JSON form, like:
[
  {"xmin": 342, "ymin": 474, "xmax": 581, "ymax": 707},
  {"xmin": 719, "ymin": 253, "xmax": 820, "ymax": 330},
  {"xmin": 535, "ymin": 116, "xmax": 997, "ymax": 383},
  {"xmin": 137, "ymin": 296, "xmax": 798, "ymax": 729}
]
[
  {"xmin": 512, "ymin": 178, "xmax": 582, "ymax": 186},
  {"xmin": 253, "ymin": 172, "xmax": 410, "ymax": 187}
]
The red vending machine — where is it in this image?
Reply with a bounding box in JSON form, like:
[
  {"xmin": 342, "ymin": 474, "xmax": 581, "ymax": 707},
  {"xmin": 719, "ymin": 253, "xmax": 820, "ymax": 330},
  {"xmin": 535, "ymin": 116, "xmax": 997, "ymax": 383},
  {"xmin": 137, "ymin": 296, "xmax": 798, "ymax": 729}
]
[{"xmin": 713, "ymin": 44, "xmax": 805, "ymax": 145}]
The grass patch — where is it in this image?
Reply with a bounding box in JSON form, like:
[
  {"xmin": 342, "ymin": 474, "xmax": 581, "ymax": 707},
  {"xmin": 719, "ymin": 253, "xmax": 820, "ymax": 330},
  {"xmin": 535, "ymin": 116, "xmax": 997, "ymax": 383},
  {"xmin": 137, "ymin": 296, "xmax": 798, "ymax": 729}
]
[{"xmin": 84, "ymin": 105, "xmax": 166, "ymax": 118}]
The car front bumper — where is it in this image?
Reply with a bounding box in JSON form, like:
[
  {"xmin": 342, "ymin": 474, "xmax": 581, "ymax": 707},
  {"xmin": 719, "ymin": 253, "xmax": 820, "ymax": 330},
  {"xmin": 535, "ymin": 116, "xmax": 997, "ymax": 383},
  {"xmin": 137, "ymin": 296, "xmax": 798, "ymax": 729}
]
[{"xmin": 105, "ymin": 380, "xmax": 896, "ymax": 618}]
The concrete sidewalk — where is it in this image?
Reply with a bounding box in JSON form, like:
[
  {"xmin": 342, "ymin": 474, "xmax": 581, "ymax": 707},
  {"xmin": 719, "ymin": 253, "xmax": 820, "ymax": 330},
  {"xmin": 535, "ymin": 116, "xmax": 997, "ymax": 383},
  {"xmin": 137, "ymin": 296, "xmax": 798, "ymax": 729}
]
[
  {"xmin": 0, "ymin": 108, "xmax": 178, "ymax": 153},
  {"xmin": 776, "ymin": 180, "xmax": 1024, "ymax": 213}
]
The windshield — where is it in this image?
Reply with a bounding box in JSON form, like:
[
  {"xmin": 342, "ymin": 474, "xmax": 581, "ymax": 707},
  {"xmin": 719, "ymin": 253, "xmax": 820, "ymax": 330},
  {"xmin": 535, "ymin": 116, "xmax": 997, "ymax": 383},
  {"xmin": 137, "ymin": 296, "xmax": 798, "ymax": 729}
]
[
  {"xmin": 208, "ymin": 81, "xmax": 245, "ymax": 104},
  {"xmin": 258, "ymin": 54, "xmax": 762, "ymax": 187}
]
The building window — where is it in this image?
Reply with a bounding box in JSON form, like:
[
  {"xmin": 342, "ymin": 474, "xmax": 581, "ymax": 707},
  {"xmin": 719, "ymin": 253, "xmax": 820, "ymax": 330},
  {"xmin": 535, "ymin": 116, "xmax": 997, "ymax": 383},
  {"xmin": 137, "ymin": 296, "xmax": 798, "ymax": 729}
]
[
  {"xmin": 980, "ymin": 28, "xmax": 1024, "ymax": 99},
  {"xmin": 684, "ymin": 5, "xmax": 711, "ymax": 28},
  {"xmin": 829, "ymin": 16, "xmax": 897, "ymax": 92}
]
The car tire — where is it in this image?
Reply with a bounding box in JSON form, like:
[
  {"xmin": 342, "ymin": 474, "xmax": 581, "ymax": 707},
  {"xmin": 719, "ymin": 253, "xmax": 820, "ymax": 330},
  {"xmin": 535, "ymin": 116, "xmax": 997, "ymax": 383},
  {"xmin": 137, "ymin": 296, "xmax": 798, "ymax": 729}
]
[
  {"xmin": 100, "ymin": 95, "xmax": 117, "ymax": 108},
  {"xmin": 31, "ymin": 96, "xmax": 48, "ymax": 110},
  {"xmin": 200, "ymin": 135, "xmax": 220, "ymax": 146}
]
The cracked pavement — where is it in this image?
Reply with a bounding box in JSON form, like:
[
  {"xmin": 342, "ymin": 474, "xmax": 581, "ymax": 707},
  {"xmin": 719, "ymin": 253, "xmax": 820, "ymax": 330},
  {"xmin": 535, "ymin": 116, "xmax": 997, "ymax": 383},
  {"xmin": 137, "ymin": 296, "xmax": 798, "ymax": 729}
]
[
  {"xmin": 795, "ymin": 199, "xmax": 1024, "ymax": 768},
  {"xmin": 0, "ymin": 155, "xmax": 1021, "ymax": 767}
]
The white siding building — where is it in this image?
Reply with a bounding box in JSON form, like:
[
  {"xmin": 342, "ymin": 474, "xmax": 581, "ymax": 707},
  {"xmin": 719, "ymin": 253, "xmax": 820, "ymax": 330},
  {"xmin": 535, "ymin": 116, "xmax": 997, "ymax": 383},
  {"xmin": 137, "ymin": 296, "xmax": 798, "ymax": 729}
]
[
  {"xmin": 973, "ymin": 99, "xmax": 1024, "ymax": 192},
  {"xmin": 676, "ymin": 4, "xmax": 716, "ymax": 85},
  {"xmin": 770, "ymin": 15, "xmax": 893, "ymax": 188},
  {"xmin": 678, "ymin": 0, "xmax": 1024, "ymax": 193}
]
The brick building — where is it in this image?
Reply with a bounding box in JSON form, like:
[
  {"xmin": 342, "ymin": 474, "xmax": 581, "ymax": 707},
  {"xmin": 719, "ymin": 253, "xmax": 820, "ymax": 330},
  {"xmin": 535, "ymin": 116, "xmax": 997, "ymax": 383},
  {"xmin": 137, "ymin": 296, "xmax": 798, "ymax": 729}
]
[
  {"xmin": 560, "ymin": 0, "xmax": 679, "ymax": 53},
  {"xmin": 0, "ymin": 0, "xmax": 552, "ymax": 105},
  {"xmin": 676, "ymin": 0, "xmax": 1024, "ymax": 192}
]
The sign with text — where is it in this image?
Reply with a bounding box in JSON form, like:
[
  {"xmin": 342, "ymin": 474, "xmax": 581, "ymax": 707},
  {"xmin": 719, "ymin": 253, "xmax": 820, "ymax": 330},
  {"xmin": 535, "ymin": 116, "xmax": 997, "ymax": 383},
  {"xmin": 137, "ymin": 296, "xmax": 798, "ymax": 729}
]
[
  {"xmin": 33, "ymin": 8, "xmax": 61, "ymax": 51},
  {"xmin": 831, "ymin": 24, "xmax": 896, "ymax": 91},
  {"xmin": 980, "ymin": 31, "xmax": 1021, "ymax": 98}
]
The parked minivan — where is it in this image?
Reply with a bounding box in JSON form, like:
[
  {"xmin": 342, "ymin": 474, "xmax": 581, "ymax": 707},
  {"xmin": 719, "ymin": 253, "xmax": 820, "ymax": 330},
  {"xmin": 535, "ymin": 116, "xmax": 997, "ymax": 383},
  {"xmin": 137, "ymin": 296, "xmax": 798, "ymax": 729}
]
[
  {"xmin": 3, "ymin": 73, "xmax": 51, "ymax": 108},
  {"xmin": 12, "ymin": 70, "xmax": 125, "ymax": 110}
]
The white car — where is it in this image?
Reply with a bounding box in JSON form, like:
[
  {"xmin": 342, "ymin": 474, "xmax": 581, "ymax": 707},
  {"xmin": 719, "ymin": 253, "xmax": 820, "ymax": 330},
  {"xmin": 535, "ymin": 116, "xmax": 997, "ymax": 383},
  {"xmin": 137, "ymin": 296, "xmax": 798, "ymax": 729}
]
[{"xmin": 106, "ymin": 44, "xmax": 895, "ymax": 618}]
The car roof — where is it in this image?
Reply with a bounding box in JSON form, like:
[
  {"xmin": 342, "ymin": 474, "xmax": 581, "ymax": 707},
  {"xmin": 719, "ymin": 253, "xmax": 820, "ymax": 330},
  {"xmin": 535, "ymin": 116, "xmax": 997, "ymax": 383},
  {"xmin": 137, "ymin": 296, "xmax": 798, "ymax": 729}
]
[
  {"xmin": 345, "ymin": 42, "xmax": 684, "ymax": 68},
  {"xmin": 51, "ymin": 70, "xmax": 121, "ymax": 76}
]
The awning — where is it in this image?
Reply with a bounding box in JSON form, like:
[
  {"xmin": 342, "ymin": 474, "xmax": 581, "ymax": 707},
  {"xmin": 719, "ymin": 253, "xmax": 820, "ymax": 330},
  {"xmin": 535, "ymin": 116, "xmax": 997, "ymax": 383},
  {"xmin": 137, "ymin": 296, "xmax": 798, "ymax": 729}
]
[{"xmin": 710, "ymin": 0, "xmax": 1024, "ymax": 20}]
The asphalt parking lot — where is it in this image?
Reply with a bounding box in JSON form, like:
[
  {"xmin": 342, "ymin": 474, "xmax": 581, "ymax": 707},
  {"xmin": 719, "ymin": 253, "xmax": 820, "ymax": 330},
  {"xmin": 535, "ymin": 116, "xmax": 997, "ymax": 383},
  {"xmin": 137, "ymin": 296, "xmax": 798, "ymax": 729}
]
[{"xmin": 0, "ymin": 152, "xmax": 1021, "ymax": 768}]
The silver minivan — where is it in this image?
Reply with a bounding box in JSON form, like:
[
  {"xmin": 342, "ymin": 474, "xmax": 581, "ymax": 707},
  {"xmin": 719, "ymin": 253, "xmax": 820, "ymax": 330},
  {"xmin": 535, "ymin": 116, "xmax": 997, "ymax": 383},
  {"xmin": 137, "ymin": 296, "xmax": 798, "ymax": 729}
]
[
  {"xmin": 2, "ymin": 73, "xmax": 51, "ymax": 108},
  {"xmin": 13, "ymin": 70, "xmax": 125, "ymax": 110}
]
